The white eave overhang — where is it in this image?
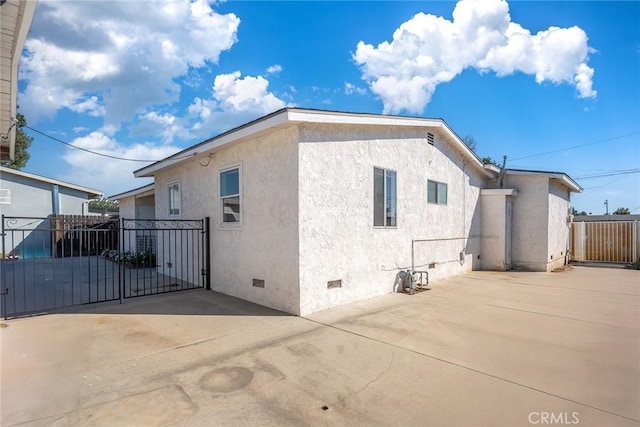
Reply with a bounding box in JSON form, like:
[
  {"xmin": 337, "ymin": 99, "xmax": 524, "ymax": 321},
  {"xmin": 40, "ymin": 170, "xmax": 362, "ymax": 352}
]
[
  {"xmin": 505, "ymin": 169, "xmax": 582, "ymax": 193},
  {"xmin": 0, "ymin": 166, "xmax": 103, "ymax": 198},
  {"xmin": 480, "ymin": 188, "xmax": 519, "ymax": 197},
  {"xmin": 0, "ymin": 0, "xmax": 38, "ymax": 162},
  {"xmin": 108, "ymin": 183, "xmax": 155, "ymax": 200},
  {"xmin": 134, "ymin": 108, "xmax": 489, "ymax": 178}
]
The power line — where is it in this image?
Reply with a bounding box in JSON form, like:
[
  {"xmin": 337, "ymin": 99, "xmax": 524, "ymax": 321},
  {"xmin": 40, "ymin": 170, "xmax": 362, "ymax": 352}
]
[
  {"xmin": 25, "ymin": 125, "xmax": 195, "ymax": 163},
  {"xmin": 575, "ymin": 169, "xmax": 640, "ymax": 180},
  {"xmin": 509, "ymin": 131, "xmax": 639, "ymax": 161}
]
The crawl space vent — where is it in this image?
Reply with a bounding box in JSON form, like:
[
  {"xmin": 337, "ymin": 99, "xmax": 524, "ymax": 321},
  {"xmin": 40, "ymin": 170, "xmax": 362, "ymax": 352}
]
[
  {"xmin": 327, "ymin": 279, "xmax": 342, "ymax": 289},
  {"xmin": 253, "ymin": 279, "xmax": 265, "ymax": 288}
]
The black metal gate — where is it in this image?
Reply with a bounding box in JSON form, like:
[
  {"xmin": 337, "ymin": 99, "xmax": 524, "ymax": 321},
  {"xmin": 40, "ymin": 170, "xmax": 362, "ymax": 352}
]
[{"xmin": 1, "ymin": 215, "xmax": 210, "ymax": 319}]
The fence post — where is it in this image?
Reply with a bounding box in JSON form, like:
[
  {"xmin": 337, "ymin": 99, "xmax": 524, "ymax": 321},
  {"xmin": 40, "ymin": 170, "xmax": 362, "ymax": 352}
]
[
  {"xmin": 204, "ymin": 217, "xmax": 211, "ymax": 290},
  {"xmin": 1, "ymin": 215, "xmax": 6, "ymax": 319},
  {"xmin": 119, "ymin": 217, "xmax": 124, "ymax": 304}
]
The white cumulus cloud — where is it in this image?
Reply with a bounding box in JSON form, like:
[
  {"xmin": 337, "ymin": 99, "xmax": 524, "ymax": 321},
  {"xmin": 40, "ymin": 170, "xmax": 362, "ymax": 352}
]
[
  {"xmin": 61, "ymin": 131, "xmax": 181, "ymax": 196},
  {"xmin": 353, "ymin": 0, "xmax": 597, "ymax": 114},
  {"xmin": 181, "ymin": 71, "xmax": 288, "ymax": 136},
  {"xmin": 266, "ymin": 64, "xmax": 283, "ymax": 75},
  {"xmin": 19, "ymin": 0, "xmax": 240, "ymax": 124}
]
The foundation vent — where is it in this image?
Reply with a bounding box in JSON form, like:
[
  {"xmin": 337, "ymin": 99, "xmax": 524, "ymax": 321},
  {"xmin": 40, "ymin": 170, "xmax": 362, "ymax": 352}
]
[
  {"xmin": 253, "ymin": 279, "xmax": 265, "ymax": 288},
  {"xmin": 327, "ymin": 279, "xmax": 342, "ymax": 289}
]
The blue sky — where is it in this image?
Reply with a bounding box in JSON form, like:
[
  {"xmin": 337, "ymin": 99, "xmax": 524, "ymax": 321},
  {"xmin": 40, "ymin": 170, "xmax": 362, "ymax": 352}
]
[{"xmin": 16, "ymin": 0, "xmax": 640, "ymax": 214}]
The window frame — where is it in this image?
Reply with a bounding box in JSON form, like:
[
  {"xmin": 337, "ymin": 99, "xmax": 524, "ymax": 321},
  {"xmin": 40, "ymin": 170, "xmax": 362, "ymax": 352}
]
[
  {"xmin": 219, "ymin": 163, "xmax": 242, "ymax": 227},
  {"xmin": 427, "ymin": 179, "xmax": 448, "ymax": 205},
  {"xmin": 167, "ymin": 180, "xmax": 181, "ymax": 217},
  {"xmin": 373, "ymin": 166, "xmax": 397, "ymax": 228}
]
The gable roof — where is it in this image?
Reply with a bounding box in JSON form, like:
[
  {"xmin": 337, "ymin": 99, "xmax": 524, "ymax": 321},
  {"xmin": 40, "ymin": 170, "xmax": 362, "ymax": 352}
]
[
  {"xmin": 134, "ymin": 108, "xmax": 490, "ymax": 178},
  {"xmin": 505, "ymin": 168, "xmax": 582, "ymax": 192},
  {"xmin": 0, "ymin": 166, "xmax": 103, "ymax": 198},
  {"xmin": 108, "ymin": 183, "xmax": 154, "ymax": 200}
]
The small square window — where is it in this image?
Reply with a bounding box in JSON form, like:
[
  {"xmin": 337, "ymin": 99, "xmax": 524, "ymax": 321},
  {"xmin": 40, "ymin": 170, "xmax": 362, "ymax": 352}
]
[
  {"xmin": 168, "ymin": 182, "xmax": 181, "ymax": 216},
  {"xmin": 428, "ymin": 180, "xmax": 447, "ymax": 205}
]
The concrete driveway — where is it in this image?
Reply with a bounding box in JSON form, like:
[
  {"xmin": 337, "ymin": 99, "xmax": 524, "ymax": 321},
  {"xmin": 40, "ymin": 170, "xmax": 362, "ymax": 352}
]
[{"xmin": 1, "ymin": 266, "xmax": 638, "ymax": 426}]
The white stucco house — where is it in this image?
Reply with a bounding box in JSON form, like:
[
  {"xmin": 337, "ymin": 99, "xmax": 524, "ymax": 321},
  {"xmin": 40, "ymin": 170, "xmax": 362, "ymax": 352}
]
[
  {"xmin": 109, "ymin": 183, "xmax": 155, "ymax": 254},
  {"xmin": 133, "ymin": 108, "xmax": 581, "ymax": 316}
]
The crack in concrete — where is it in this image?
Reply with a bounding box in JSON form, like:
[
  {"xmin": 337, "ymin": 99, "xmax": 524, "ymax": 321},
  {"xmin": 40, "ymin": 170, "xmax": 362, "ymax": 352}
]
[{"xmin": 340, "ymin": 351, "xmax": 396, "ymax": 405}]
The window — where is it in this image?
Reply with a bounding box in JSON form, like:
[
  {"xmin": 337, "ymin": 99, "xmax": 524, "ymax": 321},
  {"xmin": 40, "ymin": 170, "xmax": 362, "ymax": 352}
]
[
  {"xmin": 428, "ymin": 180, "xmax": 447, "ymax": 205},
  {"xmin": 168, "ymin": 182, "xmax": 181, "ymax": 216},
  {"xmin": 0, "ymin": 189, "xmax": 10, "ymax": 204},
  {"xmin": 374, "ymin": 167, "xmax": 397, "ymax": 227},
  {"xmin": 220, "ymin": 167, "xmax": 240, "ymax": 224}
]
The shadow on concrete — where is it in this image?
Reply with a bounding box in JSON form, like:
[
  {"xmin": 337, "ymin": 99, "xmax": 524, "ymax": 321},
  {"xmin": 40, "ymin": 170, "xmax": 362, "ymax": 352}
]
[
  {"xmin": 569, "ymin": 261, "xmax": 630, "ymax": 270},
  {"xmin": 8, "ymin": 289, "xmax": 291, "ymax": 319}
]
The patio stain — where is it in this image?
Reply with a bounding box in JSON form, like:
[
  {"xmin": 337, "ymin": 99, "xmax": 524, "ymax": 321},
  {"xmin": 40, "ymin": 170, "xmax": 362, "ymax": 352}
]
[{"xmin": 199, "ymin": 366, "xmax": 254, "ymax": 394}]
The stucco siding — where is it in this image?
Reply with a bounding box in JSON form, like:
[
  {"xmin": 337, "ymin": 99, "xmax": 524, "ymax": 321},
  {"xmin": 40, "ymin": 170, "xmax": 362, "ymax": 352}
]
[
  {"xmin": 154, "ymin": 126, "xmax": 300, "ymax": 314},
  {"xmin": 1, "ymin": 172, "xmax": 96, "ymax": 256},
  {"xmin": 547, "ymin": 179, "xmax": 571, "ymax": 270},
  {"xmin": 504, "ymin": 175, "xmax": 550, "ymax": 271},
  {"xmin": 480, "ymin": 193, "xmax": 507, "ymax": 270},
  {"xmin": 297, "ymin": 123, "xmax": 485, "ymax": 315}
]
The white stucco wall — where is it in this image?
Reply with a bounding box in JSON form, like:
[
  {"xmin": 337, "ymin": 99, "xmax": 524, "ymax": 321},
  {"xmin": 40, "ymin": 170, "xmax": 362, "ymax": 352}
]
[
  {"xmin": 153, "ymin": 126, "xmax": 301, "ymax": 314},
  {"xmin": 297, "ymin": 123, "xmax": 486, "ymax": 315},
  {"xmin": 0, "ymin": 173, "xmax": 94, "ymax": 257},
  {"xmin": 480, "ymin": 192, "xmax": 507, "ymax": 270},
  {"xmin": 503, "ymin": 174, "xmax": 550, "ymax": 271},
  {"xmin": 547, "ymin": 179, "xmax": 571, "ymax": 270}
]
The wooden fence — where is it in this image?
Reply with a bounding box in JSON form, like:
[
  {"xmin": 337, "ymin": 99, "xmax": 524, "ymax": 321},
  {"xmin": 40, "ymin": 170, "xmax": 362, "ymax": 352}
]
[
  {"xmin": 571, "ymin": 220, "xmax": 639, "ymax": 263},
  {"xmin": 51, "ymin": 214, "xmax": 119, "ymax": 257}
]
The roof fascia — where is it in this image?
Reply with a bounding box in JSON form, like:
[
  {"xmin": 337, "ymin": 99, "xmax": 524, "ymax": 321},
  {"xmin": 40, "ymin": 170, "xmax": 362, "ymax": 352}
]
[
  {"xmin": 0, "ymin": 166, "xmax": 103, "ymax": 197},
  {"xmin": 134, "ymin": 109, "xmax": 291, "ymax": 177},
  {"xmin": 505, "ymin": 169, "xmax": 582, "ymax": 193},
  {"xmin": 109, "ymin": 184, "xmax": 155, "ymax": 200}
]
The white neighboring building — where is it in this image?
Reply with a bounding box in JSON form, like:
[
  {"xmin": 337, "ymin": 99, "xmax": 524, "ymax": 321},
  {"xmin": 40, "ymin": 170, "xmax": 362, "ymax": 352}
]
[
  {"xmin": 133, "ymin": 108, "xmax": 582, "ymax": 315},
  {"xmin": 0, "ymin": 166, "xmax": 103, "ymax": 257}
]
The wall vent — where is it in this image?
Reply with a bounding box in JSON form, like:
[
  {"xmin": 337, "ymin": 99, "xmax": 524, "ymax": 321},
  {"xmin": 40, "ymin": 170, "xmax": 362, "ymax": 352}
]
[
  {"xmin": 253, "ymin": 278, "xmax": 265, "ymax": 288},
  {"xmin": 427, "ymin": 132, "xmax": 435, "ymax": 145},
  {"xmin": 327, "ymin": 279, "xmax": 342, "ymax": 289},
  {"xmin": 428, "ymin": 263, "xmax": 436, "ymax": 269}
]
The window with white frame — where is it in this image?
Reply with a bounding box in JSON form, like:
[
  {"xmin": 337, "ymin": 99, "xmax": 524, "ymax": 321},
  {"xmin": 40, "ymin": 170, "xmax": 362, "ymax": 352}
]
[
  {"xmin": 168, "ymin": 181, "xmax": 181, "ymax": 216},
  {"xmin": 374, "ymin": 167, "xmax": 397, "ymax": 227},
  {"xmin": 427, "ymin": 180, "xmax": 447, "ymax": 205},
  {"xmin": 0, "ymin": 189, "xmax": 10, "ymax": 204},
  {"xmin": 220, "ymin": 166, "xmax": 241, "ymax": 224}
]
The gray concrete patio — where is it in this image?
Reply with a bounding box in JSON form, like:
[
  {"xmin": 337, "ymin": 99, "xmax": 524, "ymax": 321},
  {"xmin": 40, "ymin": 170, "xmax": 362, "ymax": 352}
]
[{"xmin": 1, "ymin": 265, "xmax": 638, "ymax": 426}]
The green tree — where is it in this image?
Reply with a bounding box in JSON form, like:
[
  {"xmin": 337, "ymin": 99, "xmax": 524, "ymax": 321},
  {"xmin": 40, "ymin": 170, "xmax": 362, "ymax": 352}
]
[
  {"xmin": 482, "ymin": 156, "xmax": 500, "ymax": 167},
  {"xmin": 613, "ymin": 207, "xmax": 630, "ymax": 215},
  {"xmin": 2, "ymin": 112, "xmax": 32, "ymax": 170}
]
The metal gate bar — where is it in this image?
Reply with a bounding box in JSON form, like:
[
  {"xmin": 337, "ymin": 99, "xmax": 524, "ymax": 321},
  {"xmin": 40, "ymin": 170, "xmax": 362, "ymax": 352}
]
[{"xmin": 2, "ymin": 215, "xmax": 210, "ymax": 319}]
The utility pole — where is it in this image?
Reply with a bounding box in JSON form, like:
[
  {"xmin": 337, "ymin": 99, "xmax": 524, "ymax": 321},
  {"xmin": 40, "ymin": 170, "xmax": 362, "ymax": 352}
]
[{"xmin": 604, "ymin": 199, "xmax": 609, "ymax": 215}]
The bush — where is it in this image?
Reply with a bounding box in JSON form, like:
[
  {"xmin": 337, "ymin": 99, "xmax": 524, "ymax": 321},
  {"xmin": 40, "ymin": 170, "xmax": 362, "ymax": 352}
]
[{"xmin": 102, "ymin": 249, "xmax": 156, "ymax": 266}]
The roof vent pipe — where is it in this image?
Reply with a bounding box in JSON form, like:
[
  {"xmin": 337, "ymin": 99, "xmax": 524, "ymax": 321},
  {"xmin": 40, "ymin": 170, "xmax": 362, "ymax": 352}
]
[{"xmin": 499, "ymin": 155, "xmax": 507, "ymax": 188}]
